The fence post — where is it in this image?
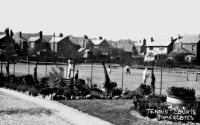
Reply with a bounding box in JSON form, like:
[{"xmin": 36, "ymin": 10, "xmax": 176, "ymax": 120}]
[
  {"xmin": 160, "ymin": 64, "xmax": 163, "ymax": 95},
  {"xmin": 13, "ymin": 62, "xmax": 15, "ymax": 75}
]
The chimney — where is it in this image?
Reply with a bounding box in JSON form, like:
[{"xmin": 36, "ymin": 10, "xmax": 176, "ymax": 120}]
[
  {"xmin": 171, "ymin": 37, "xmax": 173, "ymax": 42},
  {"xmin": 150, "ymin": 37, "xmax": 154, "ymax": 42},
  {"xmin": 10, "ymin": 30, "xmax": 14, "ymax": 37},
  {"xmin": 99, "ymin": 36, "xmax": 103, "ymax": 40},
  {"xmin": 143, "ymin": 39, "xmax": 146, "ymax": 45},
  {"xmin": 5, "ymin": 28, "xmax": 9, "ymax": 36},
  {"xmin": 19, "ymin": 31, "xmax": 22, "ymax": 38},
  {"xmin": 39, "ymin": 31, "xmax": 43, "ymax": 39},
  {"xmin": 59, "ymin": 33, "xmax": 63, "ymax": 37},
  {"xmin": 178, "ymin": 34, "xmax": 182, "ymax": 39}
]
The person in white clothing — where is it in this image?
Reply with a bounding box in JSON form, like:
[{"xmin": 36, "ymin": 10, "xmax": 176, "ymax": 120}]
[{"xmin": 143, "ymin": 68, "xmax": 150, "ymax": 83}]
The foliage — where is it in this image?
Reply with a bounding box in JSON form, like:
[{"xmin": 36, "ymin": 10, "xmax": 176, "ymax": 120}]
[
  {"xmin": 0, "ymin": 73, "xmax": 7, "ymax": 87},
  {"xmin": 48, "ymin": 66, "xmax": 64, "ymax": 88},
  {"xmin": 112, "ymin": 88, "xmax": 122, "ymax": 97},
  {"xmin": 137, "ymin": 83, "xmax": 151, "ymax": 96},
  {"xmin": 28, "ymin": 86, "xmax": 40, "ymax": 96},
  {"xmin": 90, "ymin": 91, "xmax": 106, "ymax": 99},
  {"xmin": 73, "ymin": 79, "xmax": 91, "ymax": 96},
  {"xmin": 102, "ymin": 62, "xmax": 116, "ymax": 96},
  {"xmin": 164, "ymin": 58, "xmax": 175, "ymax": 66},
  {"xmin": 173, "ymin": 53, "xmax": 186, "ymax": 63},
  {"xmin": 132, "ymin": 94, "xmax": 168, "ymax": 118},
  {"xmin": 22, "ymin": 75, "xmax": 35, "ymax": 85},
  {"xmin": 147, "ymin": 94, "xmax": 167, "ymax": 102},
  {"xmin": 122, "ymin": 90, "xmax": 143, "ymax": 99},
  {"xmin": 166, "ymin": 86, "xmax": 196, "ymax": 98}
]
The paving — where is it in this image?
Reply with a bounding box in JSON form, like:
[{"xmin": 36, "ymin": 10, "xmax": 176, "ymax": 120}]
[{"xmin": 0, "ymin": 88, "xmax": 113, "ymax": 125}]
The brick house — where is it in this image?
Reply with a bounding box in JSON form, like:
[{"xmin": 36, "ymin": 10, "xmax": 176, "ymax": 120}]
[
  {"xmin": 28, "ymin": 31, "xmax": 51, "ymax": 55},
  {"xmin": 174, "ymin": 34, "xmax": 200, "ymax": 62},
  {"xmin": 117, "ymin": 39, "xmax": 137, "ymax": 57},
  {"xmin": 0, "ymin": 29, "xmax": 15, "ymax": 56},
  {"xmin": 49, "ymin": 35, "xmax": 81, "ymax": 58}
]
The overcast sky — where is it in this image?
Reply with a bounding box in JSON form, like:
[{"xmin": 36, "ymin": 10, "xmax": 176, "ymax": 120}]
[{"xmin": 0, "ymin": 0, "xmax": 200, "ymax": 41}]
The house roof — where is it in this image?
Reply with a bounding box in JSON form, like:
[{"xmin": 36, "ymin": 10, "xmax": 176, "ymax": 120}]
[
  {"xmin": 118, "ymin": 40, "xmax": 136, "ymax": 52},
  {"xmin": 107, "ymin": 40, "xmax": 118, "ymax": 48},
  {"xmin": 69, "ymin": 36, "xmax": 81, "ymax": 45},
  {"xmin": 175, "ymin": 35, "xmax": 200, "ymax": 44},
  {"xmin": 74, "ymin": 37, "xmax": 84, "ymax": 46},
  {"xmin": 146, "ymin": 38, "xmax": 172, "ymax": 47},
  {"xmin": 134, "ymin": 40, "xmax": 143, "ymax": 46},
  {"xmin": 20, "ymin": 33, "xmax": 38, "ymax": 41},
  {"xmin": 49, "ymin": 36, "xmax": 65, "ymax": 43},
  {"xmin": 43, "ymin": 35, "xmax": 53, "ymax": 42},
  {"xmin": 0, "ymin": 34, "xmax": 6, "ymax": 39},
  {"xmin": 91, "ymin": 39, "xmax": 104, "ymax": 45},
  {"xmin": 168, "ymin": 47, "xmax": 194, "ymax": 56},
  {"xmin": 0, "ymin": 32, "xmax": 5, "ymax": 35},
  {"xmin": 28, "ymin": 36, "xmax": 40, "ymax": 42}
]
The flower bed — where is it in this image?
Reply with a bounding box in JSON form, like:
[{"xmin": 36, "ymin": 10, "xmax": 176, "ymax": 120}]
[{"xmin": 130, "ymin": 85, "xmax": 200, "ymax": 124}]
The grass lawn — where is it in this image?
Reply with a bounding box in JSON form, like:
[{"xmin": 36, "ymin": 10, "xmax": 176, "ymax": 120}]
[{"xmin": 59, "ymin": 99, "xmax": 165, "ymax": 125}]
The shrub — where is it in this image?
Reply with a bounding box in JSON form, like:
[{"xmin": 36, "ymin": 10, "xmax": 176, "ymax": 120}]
[
  {"xmin": 16, "ymin": 84, "xmax": 28, "ymax": 92},
  {"xmin": 147, "ymin": 94, "xmax": 167, "ymax": 103},
  {"xmin": 137, "ymin": 83, "xmax": 151, "ymax": 96},
  {"xmin": 22, "ymin": 75, "xmax": 35, "ymax": 85},
  {"xmin": 0, "ymin": 73, "xmax": 6, "ymax": 87},
  {"xmin": 102, "ymin": 62, "xmax": 117, "ymax": 96},
  {"xmin": 166, "ymin": 86, "xmax": 196, "ymax": 98},
  {"xmin": 122, "ymin": 90, "xmax": 143, "ymax": 99},
  {"xmin": 112, "ymin": 88, "xmax": 122, "ymax": 97},
  {"xmin": 90, "ymin": 91, "xmax": 106, "ymax": 99},
  {"xmin": 73, "ymin": 79, "xmax": 91, "ymax": 96},
  {"xmin": 28, "ymin": 86, "xmax": 40, "ymax": 96}
]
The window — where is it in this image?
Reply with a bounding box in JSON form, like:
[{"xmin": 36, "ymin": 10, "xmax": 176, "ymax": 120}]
[
  {"xmin": 159, "ymin": 47, "xmax": 164, "ymax": 51},
  {"xmin": 149, "ymin": 46, "xmax": 153, "ymax": 50}
]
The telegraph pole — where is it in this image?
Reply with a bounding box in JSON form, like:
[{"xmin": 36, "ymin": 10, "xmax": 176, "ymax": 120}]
[{"xmin": 121, "ymin": 48, "xmax": 124, "ymax": 91}]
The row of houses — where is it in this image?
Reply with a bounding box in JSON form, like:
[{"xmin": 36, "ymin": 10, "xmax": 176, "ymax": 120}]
[{"xmin": 0, "ymin": 28, "xmax": 200, "ymax": 63}]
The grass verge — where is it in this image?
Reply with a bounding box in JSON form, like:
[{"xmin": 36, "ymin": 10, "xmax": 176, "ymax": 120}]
[{"xmin": 59, "ymin": 99, "xmax": 162, "ymax": 125}]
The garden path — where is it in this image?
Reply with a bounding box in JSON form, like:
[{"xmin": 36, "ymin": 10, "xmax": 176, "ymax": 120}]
[{"xmin": 0, "ymin": 88, "xmax": 113, "ymax": 125}]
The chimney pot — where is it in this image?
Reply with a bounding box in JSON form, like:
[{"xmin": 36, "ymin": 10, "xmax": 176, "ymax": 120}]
[
  {"xmin": 5, "ymin": 28, "xmax": 9, "ymax": 36},
  {"xmin": 19, "ymin": 31, "xmax": 22, "ymax": 38},
  {"xmin": 151, "ymin": 37, "xmax": 154, "ymax": 42},
  {"xmin": 39, "ymin": 31, "xmax": 43, "ymax": 39}
]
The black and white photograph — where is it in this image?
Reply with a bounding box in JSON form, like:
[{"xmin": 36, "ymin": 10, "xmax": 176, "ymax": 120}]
[{"xmin": 0, "ymin": 0, "xmax": 200, "ymax": 124}]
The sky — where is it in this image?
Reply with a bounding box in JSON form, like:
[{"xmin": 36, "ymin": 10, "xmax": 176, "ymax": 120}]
[{"xmin": 0, "ymin": 0, "xmax": 200, "ymax": 41}]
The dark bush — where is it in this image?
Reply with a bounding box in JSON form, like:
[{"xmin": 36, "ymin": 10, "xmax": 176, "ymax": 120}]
[
  {"xmin": 0, "ymin": 73, "xmax": 6, "ymax": 87},
  {"xmin": 16, "ymin": 84, "xmax": 28, "ymax": 92},
  {"xmin": 166, "ymin": 86, "xmax": 196, "ymax": 98},
  {"xmin": 22, "ymin": 75, "xmax": 35, "ymax": 85},
  {"xmin": 112, "ymin": 87, "xmax": 122, "ymax": 96},
  {"xmin": 147, "ymin": 94, "xmax": 167, "ymax": 103},
  {"xmin": 137, "ymin": 83, "xmax": 151, "ymax": 96},
  {"xmin": 73, "ymin": 79, "xmax": 91, "ymax": 96},
  {"xmin": 28, "ymin": 86, "xmax": 40, "ymax": 96},
  {"xmin": 90, "ymin": 91, "xmax": 106, "ymax": 99}
]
